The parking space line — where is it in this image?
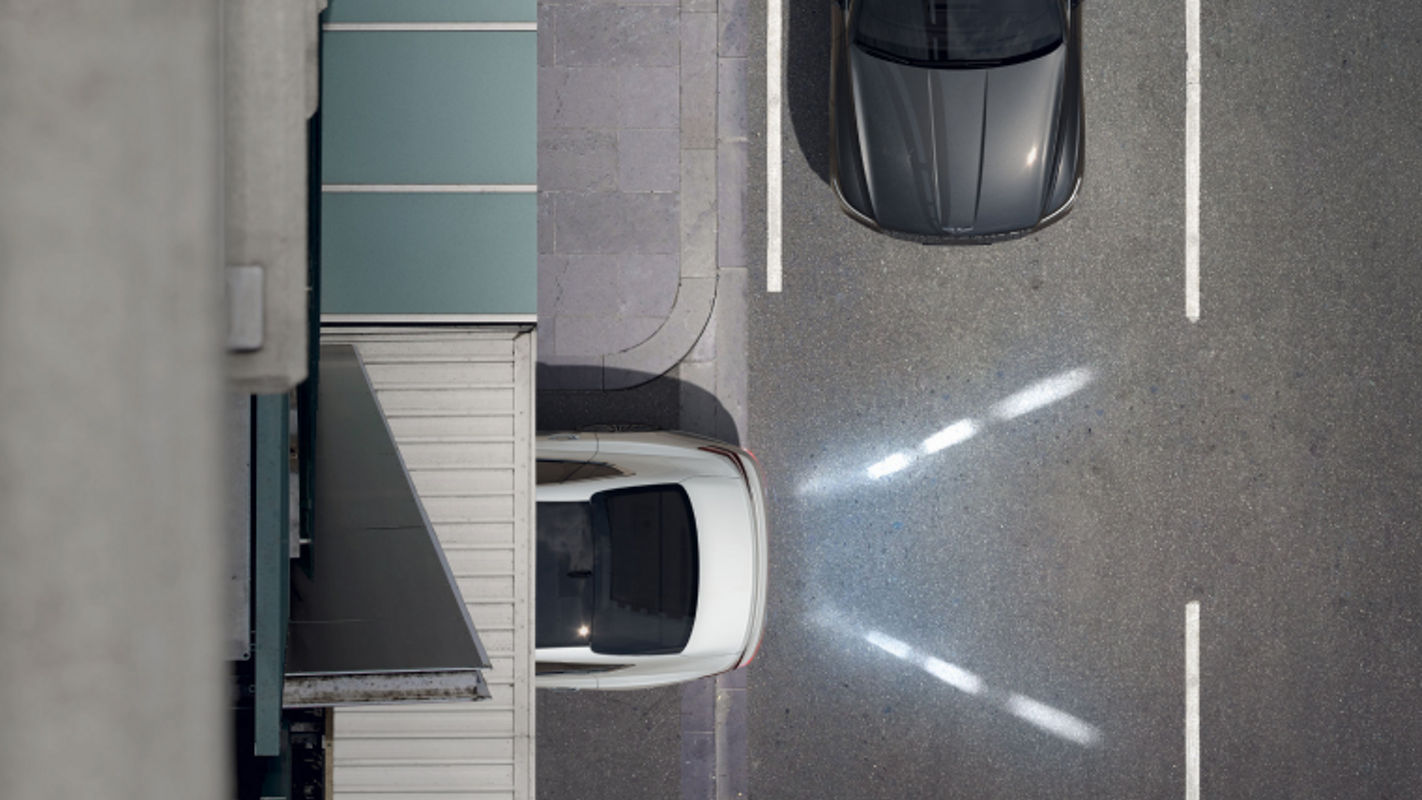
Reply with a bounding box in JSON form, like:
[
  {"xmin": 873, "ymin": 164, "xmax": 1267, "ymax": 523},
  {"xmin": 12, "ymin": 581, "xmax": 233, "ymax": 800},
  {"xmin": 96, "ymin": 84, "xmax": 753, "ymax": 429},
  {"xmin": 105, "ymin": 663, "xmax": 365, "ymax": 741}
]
[
  {"xmin": 1185, "ymin": 0, "xmax": 1201, "ymax": 321},
  {"xmin": 766, "ymin": 0, "xmax": 784, "ymax": 293},
  {"xmin": 1186, "ymin": 601, "xmax": 1201, "ymax": 800}
]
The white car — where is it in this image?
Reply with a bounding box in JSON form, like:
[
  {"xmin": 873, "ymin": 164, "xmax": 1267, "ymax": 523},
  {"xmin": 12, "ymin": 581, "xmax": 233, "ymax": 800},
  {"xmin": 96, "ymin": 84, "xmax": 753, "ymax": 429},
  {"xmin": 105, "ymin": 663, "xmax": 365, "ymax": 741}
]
[{"xmin": 535, "ymin": 430, "xmax": 769, "ymax": 689}]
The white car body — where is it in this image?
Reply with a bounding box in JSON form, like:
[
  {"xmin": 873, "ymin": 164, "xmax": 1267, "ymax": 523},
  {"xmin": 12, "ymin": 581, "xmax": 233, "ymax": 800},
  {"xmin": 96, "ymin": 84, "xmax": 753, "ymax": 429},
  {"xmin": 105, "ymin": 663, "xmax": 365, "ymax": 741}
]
[{"xmin": 535, "ymin": 430, "xmax": 769, "ymax": 690}]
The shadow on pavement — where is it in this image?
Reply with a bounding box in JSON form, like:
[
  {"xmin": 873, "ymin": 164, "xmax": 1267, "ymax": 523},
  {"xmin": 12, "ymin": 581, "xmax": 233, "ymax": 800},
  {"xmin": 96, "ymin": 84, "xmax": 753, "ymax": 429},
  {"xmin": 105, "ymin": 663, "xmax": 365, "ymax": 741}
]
[
  {"xmin": 536, "ymin": 365, "xmax": 740, "ymax": 446},
  {"xmin": 786, "ymin": 0, "xmax": 831, "ymax": 183}
]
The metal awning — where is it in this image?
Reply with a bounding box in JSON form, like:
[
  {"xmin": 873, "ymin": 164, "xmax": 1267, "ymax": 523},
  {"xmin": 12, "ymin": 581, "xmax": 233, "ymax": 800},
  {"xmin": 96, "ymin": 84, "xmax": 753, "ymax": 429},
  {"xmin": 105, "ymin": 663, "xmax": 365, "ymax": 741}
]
[{"xmin": 285, "ymin": 343, "xmax": 490, "ymax": 706}]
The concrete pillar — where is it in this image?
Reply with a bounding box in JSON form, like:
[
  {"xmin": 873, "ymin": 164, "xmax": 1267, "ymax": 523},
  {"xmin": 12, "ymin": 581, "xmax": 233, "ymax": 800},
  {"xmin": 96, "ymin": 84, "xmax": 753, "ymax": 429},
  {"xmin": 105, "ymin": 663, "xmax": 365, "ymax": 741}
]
[{"xmin": 0, "ymin": 3, "xmax": 225, "ymax": 799}]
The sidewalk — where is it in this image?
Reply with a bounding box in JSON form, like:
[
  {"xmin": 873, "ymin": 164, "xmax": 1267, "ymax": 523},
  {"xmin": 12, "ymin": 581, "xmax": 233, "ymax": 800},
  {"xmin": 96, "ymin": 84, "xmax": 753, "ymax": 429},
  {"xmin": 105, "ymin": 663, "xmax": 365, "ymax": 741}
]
[{"xmin": 536, "ymin": 0, "xmax": 752, "ymax": 393}]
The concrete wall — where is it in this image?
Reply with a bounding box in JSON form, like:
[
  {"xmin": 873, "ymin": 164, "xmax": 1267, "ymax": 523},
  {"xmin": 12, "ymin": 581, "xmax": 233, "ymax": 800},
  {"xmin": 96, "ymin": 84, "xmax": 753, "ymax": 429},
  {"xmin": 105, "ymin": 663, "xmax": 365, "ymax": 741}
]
[{"xmin": 0, "ymin": 3, "xmax": 225, "ymax": 798}]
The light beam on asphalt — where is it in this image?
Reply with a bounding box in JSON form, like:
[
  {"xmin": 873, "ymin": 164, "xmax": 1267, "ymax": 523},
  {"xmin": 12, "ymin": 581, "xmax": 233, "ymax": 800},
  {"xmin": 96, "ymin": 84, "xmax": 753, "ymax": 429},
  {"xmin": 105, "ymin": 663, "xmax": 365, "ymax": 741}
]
[
  {"xmin": 862, "ymin": 629, "xmax": 1096, "ymax": 744},
  {"xmin": 866, "ymin": 452, "xmax": 912, "ymax": 479},
  {"xmin": 920, "ymin": 419, "xmax": 979, "ymax": 454},
  {"xmin": 990, "ymin": 368, "xmax": 1095, "ymax": 421},
  {"xmin": 1005, "ymin": 693, "xmax": 1102, "ymax": 747}
]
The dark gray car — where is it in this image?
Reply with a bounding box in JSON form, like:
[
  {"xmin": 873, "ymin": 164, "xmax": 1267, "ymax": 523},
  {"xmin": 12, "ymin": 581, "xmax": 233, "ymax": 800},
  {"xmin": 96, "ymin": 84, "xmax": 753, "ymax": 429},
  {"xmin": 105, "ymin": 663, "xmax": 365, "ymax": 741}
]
[{"xmin": 830, "ymin": 0, "xmax": 1084, "ymax": 243}]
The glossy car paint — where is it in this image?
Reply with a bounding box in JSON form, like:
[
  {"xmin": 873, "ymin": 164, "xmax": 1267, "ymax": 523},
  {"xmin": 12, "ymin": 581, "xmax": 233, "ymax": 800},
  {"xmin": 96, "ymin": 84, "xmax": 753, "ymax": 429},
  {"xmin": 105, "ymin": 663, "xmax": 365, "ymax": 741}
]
[
  {"xmin": 831, "ymin": 0, "xmax": 1084, "ymax": 242},
  {"xmin": 535, "ymin": 431, "xmax": 769, "ymax": 690}
]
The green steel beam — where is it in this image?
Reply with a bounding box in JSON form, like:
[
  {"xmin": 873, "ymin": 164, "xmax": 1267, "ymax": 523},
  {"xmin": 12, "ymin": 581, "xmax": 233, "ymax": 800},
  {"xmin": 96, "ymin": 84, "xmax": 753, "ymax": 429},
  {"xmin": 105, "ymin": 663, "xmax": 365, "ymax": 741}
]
[
  {"xmin": 298, "ymin": 105, "xmax": 321, "ymax": 580},
  {"xmin": 252, "ymin": 394, "xmax": 291, "ymax": 757},
  {"xmin": 256, "ymin": 717, "xmax": 291, "ymax": 800}
]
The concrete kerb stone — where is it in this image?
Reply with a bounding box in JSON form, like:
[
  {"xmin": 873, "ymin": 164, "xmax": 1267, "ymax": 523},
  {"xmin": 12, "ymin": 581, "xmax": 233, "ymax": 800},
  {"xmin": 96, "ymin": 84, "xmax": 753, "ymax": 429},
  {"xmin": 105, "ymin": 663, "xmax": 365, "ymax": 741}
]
[
  {"xmin": 607, "ymin": 0, "xmax": 753, "ymax": 390},
  {"xmin": 603, "ymin": 275, "xmax": 716, "ymax": 389},
  {"xmin": 681, "ymin": 149, "xmax": 717, "ymax": 278}
]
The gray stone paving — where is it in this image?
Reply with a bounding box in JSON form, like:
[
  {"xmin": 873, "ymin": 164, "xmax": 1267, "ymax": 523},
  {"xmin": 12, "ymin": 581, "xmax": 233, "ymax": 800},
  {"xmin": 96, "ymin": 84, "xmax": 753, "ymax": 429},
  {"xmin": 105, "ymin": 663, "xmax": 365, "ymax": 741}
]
[{"xmin": 537, "ymin": 0, "xmax": 750, "ymax": 391}]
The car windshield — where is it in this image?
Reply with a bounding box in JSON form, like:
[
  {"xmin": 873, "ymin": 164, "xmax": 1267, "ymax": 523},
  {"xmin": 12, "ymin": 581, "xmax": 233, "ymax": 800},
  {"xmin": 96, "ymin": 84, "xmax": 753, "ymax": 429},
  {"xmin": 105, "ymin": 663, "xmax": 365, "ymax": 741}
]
[
  {"xmin": 853, "ymin": 0, "xmax": 1064, "ymax": 67},
  {"xmin": 535, "ymin": 485, "xmax": 698, "ymax": 655}
]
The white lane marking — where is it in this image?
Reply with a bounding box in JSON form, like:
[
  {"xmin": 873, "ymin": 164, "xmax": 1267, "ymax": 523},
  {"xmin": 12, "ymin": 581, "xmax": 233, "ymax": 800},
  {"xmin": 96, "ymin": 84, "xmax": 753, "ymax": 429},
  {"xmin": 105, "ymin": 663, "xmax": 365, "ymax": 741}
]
[
  {"xmin": 1186, "ymin": 601, "xmax": 1201, "ymax": 800},
  {"xmin": 322, "ymin": 22, "xmax": 538, "ymax": 32},
  {"xmin": 766, "ymin": 0, "xmax": 784, "ymax": 293},
  {"xmin": 322, "ymin": 184, "xmax": 537, "ymax": 193},
  {"xmin": 1185, "ymin": 0, "xmax": 1201, "ymax": 322}
]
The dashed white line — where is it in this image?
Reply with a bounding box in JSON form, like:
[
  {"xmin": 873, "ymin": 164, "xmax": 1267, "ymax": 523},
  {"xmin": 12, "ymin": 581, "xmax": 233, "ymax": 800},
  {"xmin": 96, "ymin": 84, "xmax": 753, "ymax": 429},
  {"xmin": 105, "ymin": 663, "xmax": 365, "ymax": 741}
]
[
  {"xmin": 1185, "ymin": 0, "xmax": 1201, "ymax": 322},
  {"xmin": 766, "ymin": 0, "xmax": 784, "ymax": 293},
  {"xmin": 1186, "ymin": 601, "xmax": 1201, "ymax": 800}
]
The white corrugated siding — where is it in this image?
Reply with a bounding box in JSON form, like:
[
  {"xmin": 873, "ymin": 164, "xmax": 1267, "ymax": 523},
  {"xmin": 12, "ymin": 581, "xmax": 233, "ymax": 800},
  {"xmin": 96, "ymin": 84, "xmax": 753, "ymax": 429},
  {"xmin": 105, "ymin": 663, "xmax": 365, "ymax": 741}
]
[{"xmin": 324, "ymin": 327, "xmax": 536, "ymax": 800}]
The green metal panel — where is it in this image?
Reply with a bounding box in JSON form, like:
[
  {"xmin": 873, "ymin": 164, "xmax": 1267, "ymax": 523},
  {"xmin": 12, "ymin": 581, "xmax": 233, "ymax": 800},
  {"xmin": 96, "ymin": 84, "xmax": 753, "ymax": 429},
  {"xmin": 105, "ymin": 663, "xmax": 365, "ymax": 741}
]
[
  {"xmin": 252, "ymin": 394, "xmax": 291, "ymax": 757},
  {"xmin": 256, "ymin": 719, "xmax": 290, "ymax": 800},
  {"xmin": 325, "ymin": 0, "xmax": 536, "ymax": 24},
  {"xmin": 321, "ymin": 31, "xmax": 536, "ymax": 185},
  {"xmin": 321, "ymin": 192, "xmax": 536, "ymax": 314}
]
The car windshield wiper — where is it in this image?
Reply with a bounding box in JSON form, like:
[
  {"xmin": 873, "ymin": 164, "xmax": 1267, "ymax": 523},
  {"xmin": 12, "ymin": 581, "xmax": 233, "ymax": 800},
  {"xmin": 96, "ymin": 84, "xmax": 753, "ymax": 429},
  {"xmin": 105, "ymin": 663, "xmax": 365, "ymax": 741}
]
[
  {"xmin": 853, "ymin": 39, "xmax": 1012, "ymax": 70},
  {"xmin": 854, "ymin": 36, "xmax": 1062, "ymax": 70},
  {"xmin": 852, "ymin": 40, "xmax": 923, "ymax": 67},
  {"xmin": 946, "ymin": 39, "xmax": 1064, "ymax": 69}
]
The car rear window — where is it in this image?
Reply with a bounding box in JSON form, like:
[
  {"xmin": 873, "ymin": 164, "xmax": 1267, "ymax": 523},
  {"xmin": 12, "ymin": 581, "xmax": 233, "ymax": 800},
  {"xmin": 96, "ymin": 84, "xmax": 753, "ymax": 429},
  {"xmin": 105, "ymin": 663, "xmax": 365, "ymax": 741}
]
[
  {"xmin": 854, "ymin": 0, "xmax": 1063, "ymax": 67},
  {"xmin": 534, "ymin": 486, "xmax": 699, "ymax": 655},
  {"xmin": 591, "ymin": 486, "xmax": 699, "ymax": 655}
]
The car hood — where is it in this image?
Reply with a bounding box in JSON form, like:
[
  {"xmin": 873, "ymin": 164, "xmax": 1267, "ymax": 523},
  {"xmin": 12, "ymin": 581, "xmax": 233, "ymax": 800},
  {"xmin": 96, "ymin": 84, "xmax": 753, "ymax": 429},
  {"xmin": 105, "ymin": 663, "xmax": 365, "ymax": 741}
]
[{"xmin": 848, "ymin": 45, "xmax": 1066, "ymax": 236}]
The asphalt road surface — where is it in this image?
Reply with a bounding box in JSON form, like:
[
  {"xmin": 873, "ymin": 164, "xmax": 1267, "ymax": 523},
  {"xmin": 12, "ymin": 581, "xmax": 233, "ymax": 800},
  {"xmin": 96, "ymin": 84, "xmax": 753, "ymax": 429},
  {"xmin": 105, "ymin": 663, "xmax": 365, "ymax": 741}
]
[
  {"xmin": 536, "ymin": 1, "xmax": 1422, "ymax": 797},
  {"xmin": 748, "ymin": 1, "xmax": 1422, "ymax": 798}
]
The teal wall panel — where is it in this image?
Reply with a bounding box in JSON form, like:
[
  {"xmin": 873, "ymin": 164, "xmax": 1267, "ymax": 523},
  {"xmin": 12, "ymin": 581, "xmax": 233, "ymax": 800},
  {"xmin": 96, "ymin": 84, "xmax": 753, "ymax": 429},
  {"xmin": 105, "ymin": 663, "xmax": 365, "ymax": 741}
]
[
  {"xmin": 325, "ymin": 0, "xmax": 536, "ymax": 24},
  {"xmin": 321, "ymin": 32, "xmax": 536, "ymax": 185},
  {"xmin": 322, "ymin": 193, "xmax": 536, "ymax": 315}
]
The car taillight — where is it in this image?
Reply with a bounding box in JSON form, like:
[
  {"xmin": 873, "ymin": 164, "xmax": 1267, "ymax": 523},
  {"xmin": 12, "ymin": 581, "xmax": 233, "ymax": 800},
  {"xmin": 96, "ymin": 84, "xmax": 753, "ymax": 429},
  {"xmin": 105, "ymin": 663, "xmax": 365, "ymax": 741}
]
[
  {"xmin": 740, "ymin": 447, "xmax": 768, "ymax": 495},
  {"xmin": 737, "ymin": 632, "xmax": 764, "ymax": 669},
  {"xmin": 698, "ymin": 445, "xmax": 749, "ymax": 485}
]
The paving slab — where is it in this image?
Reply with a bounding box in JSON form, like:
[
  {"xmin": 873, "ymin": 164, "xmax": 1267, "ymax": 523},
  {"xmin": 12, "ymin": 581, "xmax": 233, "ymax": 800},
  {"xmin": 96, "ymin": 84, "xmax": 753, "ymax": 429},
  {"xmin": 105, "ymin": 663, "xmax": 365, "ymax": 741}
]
[
  {"xmin": 537, "ymin": 0, "xmax": 751, "ymax": 397},
  {"xmin": 618, "ymin": 129, "xmax": 681, "ymax": 192}
]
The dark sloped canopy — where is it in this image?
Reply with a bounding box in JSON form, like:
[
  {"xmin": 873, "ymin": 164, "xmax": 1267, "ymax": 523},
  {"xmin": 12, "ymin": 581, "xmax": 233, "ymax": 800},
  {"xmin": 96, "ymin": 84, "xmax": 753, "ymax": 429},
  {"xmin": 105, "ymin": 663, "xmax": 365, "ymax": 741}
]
[{"xmin": 284, "ymin": 344, "xmax": 489, "ymax": 704}]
